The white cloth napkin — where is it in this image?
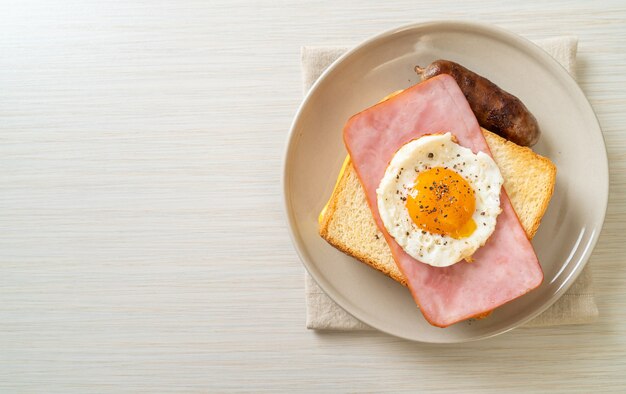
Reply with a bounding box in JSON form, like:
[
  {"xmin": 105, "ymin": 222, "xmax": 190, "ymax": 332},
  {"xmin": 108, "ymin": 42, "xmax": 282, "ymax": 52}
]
[{"xmin": 303, "ymin": 36, "xmax": 599, "ymax": 330}]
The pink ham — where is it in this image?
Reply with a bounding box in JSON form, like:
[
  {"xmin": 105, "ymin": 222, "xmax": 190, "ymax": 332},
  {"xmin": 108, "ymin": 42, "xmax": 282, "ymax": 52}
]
[{"xmin": 343, "ymin": 74, "xmax": 543, "ymax": 327}]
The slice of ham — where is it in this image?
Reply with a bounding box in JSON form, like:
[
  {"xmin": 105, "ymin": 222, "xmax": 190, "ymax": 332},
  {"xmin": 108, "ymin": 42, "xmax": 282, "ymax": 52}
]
[{"xmin": 343, "ymin": 74, "xmax": 543, "ymax": 327}]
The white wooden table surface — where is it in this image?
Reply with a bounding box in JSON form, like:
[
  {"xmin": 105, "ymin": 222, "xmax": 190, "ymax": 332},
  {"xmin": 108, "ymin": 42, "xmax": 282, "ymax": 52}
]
[{"xmin": 1, "ymin": 1, "xmax": 625, "ymax": 392}]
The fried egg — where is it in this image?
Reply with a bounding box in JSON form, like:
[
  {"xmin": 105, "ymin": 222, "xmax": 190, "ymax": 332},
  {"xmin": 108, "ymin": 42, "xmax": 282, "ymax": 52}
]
[{"xmin": 376, "ymin": 133, "xmax": 503, "ymax": 267}]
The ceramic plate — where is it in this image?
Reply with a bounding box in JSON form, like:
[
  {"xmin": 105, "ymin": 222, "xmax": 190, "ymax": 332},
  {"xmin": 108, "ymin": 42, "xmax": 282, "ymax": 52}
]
[{"xmin": 283, "ymin": 21, "xmax": 607, "ymax": 343}]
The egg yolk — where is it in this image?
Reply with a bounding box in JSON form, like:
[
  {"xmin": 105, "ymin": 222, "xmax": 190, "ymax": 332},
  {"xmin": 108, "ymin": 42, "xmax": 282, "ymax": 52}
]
[{"xmin": 406, "ymin": 167, "xmax": 477, "ymax": 239}]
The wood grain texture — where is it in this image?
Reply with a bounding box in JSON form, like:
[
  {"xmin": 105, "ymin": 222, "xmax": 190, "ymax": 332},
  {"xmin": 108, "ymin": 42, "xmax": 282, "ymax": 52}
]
[{"xmin": 0, "ymin": 0, "xmax": 625, "ymax": 392}]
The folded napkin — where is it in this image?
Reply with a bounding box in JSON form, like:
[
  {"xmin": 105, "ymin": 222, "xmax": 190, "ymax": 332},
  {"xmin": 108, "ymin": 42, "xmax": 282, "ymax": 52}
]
[{"xmin": 303, "ymin": 36, "xmax": 599, "ymax": 330}]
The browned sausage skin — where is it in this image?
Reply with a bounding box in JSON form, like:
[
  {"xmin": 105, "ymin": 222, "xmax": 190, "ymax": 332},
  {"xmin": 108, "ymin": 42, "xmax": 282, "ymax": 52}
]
[{"xmin": 415, "ymin": 60, "xmax": 540, "ymax": 147}]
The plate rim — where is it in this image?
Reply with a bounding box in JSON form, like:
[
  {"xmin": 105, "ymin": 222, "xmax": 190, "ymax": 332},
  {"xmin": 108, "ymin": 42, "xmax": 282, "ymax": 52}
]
[{"xmin": 282, "ymin": 20, "xmax": 608, "ymax": 343}]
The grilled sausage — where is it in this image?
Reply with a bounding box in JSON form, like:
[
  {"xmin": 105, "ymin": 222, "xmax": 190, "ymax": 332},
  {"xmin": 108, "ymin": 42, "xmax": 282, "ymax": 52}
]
[{"xmin": 415, "ymin": 60, "xmax": 540, "ymax": 147}]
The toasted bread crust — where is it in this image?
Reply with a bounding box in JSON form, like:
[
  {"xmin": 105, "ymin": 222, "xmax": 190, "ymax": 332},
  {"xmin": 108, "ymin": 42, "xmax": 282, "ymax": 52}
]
[
  {"xmin": 319, "ymin": 158, "xmax": 408, "ymax": 286},
  {"xmin": 321, "ymin": 231, "xmax": 410, "ymax": 287}
]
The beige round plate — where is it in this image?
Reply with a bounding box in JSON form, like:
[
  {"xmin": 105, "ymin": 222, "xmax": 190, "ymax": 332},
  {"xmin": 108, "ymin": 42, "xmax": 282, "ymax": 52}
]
[{"xmin": 283, "ymin": 21, "xmax": 608, "ymax": 343}]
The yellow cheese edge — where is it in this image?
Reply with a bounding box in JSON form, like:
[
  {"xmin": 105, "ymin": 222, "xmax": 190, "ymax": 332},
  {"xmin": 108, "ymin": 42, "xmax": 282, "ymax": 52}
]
[
  {"xmin": 319, "ymin": 89, "xmax": 406, "ymax": 224},
  {"xmin": 318, "ymin": 154, "xmax": 351, "ymax": 224}
]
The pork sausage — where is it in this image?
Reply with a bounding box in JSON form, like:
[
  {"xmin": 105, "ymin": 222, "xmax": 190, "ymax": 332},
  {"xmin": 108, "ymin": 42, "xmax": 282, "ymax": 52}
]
[{"xmin": 415, "ymin": 60, "xmax": 540, "ymax": 146}]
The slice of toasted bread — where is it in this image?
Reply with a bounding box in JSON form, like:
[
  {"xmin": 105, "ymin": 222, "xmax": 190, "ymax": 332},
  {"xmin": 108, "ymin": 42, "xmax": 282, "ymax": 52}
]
[{"xmin": 318, "ymin": 129, "xmax": 556, "ymax": 286}]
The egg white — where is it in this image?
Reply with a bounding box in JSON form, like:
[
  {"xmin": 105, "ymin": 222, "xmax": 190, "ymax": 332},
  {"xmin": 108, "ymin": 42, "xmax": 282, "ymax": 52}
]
[{"xmin": 376, "ymin": 133, "xmax": 504, "ymax": 267}]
